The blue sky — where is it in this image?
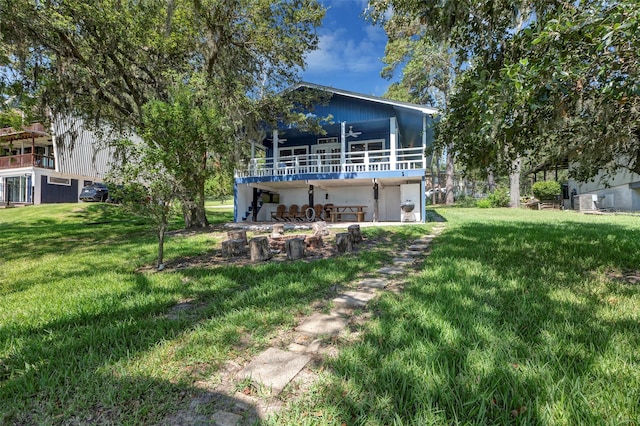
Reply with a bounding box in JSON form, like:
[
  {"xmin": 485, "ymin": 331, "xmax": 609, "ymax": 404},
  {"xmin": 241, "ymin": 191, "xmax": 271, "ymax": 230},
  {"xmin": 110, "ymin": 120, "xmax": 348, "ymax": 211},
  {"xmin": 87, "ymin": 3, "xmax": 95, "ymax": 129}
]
[{"xmin": 301, "ymin": 0, "xmax": 392, "ymax": 96}]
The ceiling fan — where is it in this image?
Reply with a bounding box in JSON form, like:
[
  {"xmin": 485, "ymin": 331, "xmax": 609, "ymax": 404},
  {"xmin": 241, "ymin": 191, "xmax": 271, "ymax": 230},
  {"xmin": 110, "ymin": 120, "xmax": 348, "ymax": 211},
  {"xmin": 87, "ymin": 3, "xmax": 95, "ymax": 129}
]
[
  {"xmin": 266, "ymin": 137, "xmax": 288, "ymax": 144},
  {"xmin": 346, "ymin": 126, "xmax": 362, "ymax": 138}
]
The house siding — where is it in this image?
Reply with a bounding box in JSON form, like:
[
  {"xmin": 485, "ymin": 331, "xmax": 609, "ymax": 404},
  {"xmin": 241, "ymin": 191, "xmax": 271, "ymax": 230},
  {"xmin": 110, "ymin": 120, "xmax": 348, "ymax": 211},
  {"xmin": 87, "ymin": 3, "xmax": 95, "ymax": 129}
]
[
  {"xmin": 52, "ymin": 117, "xmax": 115, "ymax": 179},
  {"xmin": 569, "ymin": 166, "xmax": 640, "ymax": 211},
  {"xmin": 235, "ymin": 83, "xmax": 436, "ymax": 223},
  {"xmin": 40, "ymin": 175, "xmax": 79, "ymax": 203}
]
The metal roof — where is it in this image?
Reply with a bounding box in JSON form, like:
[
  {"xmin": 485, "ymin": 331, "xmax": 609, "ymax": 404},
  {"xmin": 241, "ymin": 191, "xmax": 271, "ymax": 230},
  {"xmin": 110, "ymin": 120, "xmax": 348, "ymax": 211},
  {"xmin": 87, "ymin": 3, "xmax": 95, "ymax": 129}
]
[{"xmin": 293, "ymin": 82, "xmax": 439, "ymax": 116}]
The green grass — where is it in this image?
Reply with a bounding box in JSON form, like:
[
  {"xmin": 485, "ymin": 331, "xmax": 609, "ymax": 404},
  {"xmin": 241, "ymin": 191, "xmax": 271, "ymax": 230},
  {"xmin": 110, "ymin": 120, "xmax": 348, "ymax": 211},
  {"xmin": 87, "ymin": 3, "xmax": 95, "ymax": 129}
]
[
  {"xmin": 0, "ymin": 203, "xmax": 410, "ymax": 424},
  {"xmin": 2, "ymin": 205, "xmax": 639, "ymax": 424},
  {"xmin": 271, "ymin": 208, "xmax": 640, "ymax": 425}
]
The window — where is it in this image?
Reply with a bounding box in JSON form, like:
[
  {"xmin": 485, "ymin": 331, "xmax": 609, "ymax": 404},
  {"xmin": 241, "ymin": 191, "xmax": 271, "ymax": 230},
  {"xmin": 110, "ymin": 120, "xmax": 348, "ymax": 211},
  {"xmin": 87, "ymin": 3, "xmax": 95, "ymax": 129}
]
[
  {"xmin": 317, "ymin": 137, "xmax": 338, "ymax": 144},
  {"xmin": 348, "ymin": 139, "xmax": 385, "ymax": 163},
  {"xmin": 48, "ymin": 176, "xmax": 71, "ymax": 186},
  {"xmin": 279, "ymin": 147, "xmax": 308, "ymax": 166}
]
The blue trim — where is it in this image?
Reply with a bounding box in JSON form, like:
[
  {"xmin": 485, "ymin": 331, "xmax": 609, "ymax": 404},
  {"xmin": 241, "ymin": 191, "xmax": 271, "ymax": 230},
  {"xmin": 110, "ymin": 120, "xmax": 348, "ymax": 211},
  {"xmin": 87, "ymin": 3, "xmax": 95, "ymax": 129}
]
[
  {"xmin": 235, "ymin": 169, "xmax": 425, "ymax": 185},
  {"xmin": 233, "ymin": 181, "xmax": 238, "ymax": 222}
]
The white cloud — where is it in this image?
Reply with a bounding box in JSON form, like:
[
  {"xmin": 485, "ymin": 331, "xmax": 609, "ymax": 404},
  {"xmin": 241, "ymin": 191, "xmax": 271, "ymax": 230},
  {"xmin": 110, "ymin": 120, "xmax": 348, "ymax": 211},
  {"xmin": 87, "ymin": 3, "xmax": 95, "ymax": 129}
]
[
  {"xmin": 364, "ymin": 24, "xmax": 386, "ymax": 42},
  {"xmin": 305, "ymin": 27, "xmax": 385, "ymax": 76}
]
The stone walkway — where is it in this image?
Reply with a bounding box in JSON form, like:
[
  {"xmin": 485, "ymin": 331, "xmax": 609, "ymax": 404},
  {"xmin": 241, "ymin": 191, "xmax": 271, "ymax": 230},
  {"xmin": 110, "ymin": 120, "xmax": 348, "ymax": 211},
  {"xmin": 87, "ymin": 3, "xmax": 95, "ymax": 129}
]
[{"xmin": 164, "ymin": 224, "xmax": 446, "ymax": 426}]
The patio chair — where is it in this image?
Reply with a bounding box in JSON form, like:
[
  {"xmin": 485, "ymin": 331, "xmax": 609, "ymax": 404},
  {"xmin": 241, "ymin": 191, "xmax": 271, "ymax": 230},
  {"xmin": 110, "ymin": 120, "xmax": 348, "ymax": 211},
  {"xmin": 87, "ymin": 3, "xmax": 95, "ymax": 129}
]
[
  {"xmin": 270, "ymin": 204, "xmax": 287, "ymax": 221},
  {"xmin": 297, "ymin": 204, "xmax": 310, "ymax": 221},
  {"xmin": 323, "ymin": 203, "xmax": 334, "ymax": 221},
  {"xmin": 313, "ymin": 204, "xmax": 324, "ymax": 221},
  {"xmin": 283, "ymin": 204, "xmax": 299, "ymax": 222}
]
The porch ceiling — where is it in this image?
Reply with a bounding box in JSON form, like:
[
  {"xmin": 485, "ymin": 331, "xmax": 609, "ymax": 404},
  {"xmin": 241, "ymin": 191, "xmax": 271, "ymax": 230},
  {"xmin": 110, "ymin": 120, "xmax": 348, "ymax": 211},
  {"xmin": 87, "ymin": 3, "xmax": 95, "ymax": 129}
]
[{"xmin": 248, "ymin": 176, "xmax": 423, "ymax": 192}]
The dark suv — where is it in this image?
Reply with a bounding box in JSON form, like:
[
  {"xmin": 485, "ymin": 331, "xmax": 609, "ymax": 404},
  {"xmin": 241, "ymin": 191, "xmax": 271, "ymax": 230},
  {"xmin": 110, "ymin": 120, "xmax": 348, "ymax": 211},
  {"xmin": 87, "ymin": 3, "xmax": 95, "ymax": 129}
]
[{"xmin": 79, "ymin": 182, "xmax": 109, "ymax": 202}]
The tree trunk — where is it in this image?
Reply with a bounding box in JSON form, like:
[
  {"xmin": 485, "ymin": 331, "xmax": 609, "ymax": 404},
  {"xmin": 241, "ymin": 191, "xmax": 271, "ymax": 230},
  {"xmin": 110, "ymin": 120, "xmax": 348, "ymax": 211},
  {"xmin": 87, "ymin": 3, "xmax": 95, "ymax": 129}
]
[
  {"xmin": 487, "ymin": 169, "xmax": 496, "ymax": 193},
  {"xmin": 336, "ymin": 232, "xmax": 353, "ymax": 253},
  {"xmin": 445, "ymin": 144, "xmax": 455, "ymax": 205},
  {"xmin": 250, "ymin": 237, "xmax": 271, "ymax": 261},
  {"xmin": 227, "ymin": 229, "xmax": 248, "ymax": 245},
  {"xmin": 510, "ymin": 157, "xmax": 521, "ymax": 208},
  {"xmin": 347, "ymin": 224, "xmax": 362, "ymax": 244},
  {"xmin": 222, "ymin": 239, "xmax": 247, "ymax": 257},
  {"xmin": 157, "ymin": 227, "xmax": 165, "ymax": 268},
  {"xmin": 183, "ymin": 163, "xmax": 209, "ymax": 228},
  {"xmin": 285, "ymin": 238, "xmax": 305, "ymax": 260},
  {"xmin": 157, "ymin": 209, "xmax": 168, "ymax": 269}
]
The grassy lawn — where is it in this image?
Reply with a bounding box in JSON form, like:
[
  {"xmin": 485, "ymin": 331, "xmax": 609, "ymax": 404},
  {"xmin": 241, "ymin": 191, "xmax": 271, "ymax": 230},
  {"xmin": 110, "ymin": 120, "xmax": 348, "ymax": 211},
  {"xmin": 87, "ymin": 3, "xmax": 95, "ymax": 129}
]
[
  {"xmin": 272, "ymin": 208, "xmax": 640, "ymax": 425},
  {"xmin": 0, "ymin": 203, "xmax": 421, "ymax": 424},
  {"xmin": 1, "ymin": 205, "xmax": 639, "ymax": 424}
]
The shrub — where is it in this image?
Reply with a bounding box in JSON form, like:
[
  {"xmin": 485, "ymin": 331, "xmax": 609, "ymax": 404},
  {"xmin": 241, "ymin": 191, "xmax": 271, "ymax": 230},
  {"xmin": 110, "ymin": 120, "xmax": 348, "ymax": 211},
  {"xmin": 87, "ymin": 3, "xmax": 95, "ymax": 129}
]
[
  {"xmin": 532, "ymin": 181, "xmax": 561, "ymax": 201},
  {"xmin": 455, "ymin": 195, "xmax": 478, "ymax": 208},
  {"xmin": 476, "ymin": 198, "xmax": 491, "ymax": 208},
  {"xmin": 487, "ymin": 189, "xmax": 510, "ymax": 207}
]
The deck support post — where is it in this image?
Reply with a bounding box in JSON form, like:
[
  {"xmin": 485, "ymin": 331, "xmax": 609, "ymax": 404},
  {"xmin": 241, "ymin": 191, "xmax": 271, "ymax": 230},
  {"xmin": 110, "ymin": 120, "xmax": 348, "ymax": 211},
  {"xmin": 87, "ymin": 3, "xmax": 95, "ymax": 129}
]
[
  {"xmin": 340, "ymin": 122, "xmax": 346, "ymax": 171},
  {"xmin": 390, "ymin": 117, "xmax": 397, "ymax": 170}
]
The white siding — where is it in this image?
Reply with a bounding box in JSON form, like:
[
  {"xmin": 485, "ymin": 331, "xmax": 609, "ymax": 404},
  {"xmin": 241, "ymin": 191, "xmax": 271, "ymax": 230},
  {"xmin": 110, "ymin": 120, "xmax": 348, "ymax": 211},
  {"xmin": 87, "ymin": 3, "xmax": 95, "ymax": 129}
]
[
  {"xmin": 51, "ymin": 117, "xmax": 117, "ymax": 180},
  {"xmin": 569, "ymin": 165, "xmax": 640, "ymax": 211}
]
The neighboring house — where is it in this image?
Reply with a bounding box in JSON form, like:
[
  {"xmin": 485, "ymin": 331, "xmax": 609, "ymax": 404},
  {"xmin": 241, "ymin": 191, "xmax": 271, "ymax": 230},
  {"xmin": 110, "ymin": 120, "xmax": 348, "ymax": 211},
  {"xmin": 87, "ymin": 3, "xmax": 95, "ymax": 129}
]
[
  {"xmin": 234, "ymin": 83, "xmax": 438, "ymax": 223},
  {"xmin": 568, "ymin": 168, "xmax": 640, "ymax": 211},
  {"xmin": 0, "ymin": 119, "xmax": 113, "ymax": 205}
]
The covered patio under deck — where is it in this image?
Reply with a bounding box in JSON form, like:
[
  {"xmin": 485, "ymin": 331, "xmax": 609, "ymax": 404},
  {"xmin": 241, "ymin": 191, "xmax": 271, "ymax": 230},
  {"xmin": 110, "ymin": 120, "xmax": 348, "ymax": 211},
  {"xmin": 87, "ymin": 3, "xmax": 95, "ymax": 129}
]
[{"xmin": 235, "ymin": 171, "xmax": 426, "ymax": 224}]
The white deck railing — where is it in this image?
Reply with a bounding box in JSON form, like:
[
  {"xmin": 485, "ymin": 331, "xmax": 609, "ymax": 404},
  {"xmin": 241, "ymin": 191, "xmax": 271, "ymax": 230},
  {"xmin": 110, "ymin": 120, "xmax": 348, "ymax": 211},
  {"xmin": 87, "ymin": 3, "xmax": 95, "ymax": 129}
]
[{"xmin": 236, "ymin": 147, "xmax": 425, "ymax": 178}]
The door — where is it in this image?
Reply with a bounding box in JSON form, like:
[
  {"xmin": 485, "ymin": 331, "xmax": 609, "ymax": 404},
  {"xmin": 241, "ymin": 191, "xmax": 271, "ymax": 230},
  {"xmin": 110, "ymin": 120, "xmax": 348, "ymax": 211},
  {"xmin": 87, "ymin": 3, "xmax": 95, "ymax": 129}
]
[
  {"xmin": 312, "ymin": 144, "xmax": 341, "ymax": 173},
  {"xmin": 6, "ymin": 176, "xmax": 27, "ymax": 203},
  {"xmin": 383, "ymin": 185, "xmax": 401, "ymax": 221}
]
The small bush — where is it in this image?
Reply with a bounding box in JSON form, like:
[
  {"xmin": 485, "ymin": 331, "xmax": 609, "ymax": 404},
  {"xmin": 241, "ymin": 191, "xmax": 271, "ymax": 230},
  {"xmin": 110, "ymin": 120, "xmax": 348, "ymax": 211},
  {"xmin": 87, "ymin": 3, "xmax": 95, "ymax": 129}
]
[
  {"xmin": 455, "ymin": 195, "xmax": 478, "ymax": 208},
  {"xmin": 487, "ymin": 189, "xmax": 510, "ymax": 207},
  {"xmin": 532, "ymin": 181, "xmax": 561, "ymax": 201},
  {"xmin": 476, "ymin": 198, "xmax": 492, "ymax": 208}
]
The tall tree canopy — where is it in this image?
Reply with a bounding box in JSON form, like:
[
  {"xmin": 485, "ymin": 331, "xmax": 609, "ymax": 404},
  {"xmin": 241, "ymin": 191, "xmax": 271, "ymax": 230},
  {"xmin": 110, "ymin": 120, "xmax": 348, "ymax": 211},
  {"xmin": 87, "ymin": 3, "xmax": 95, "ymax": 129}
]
[
  {"xmin": 379, "ymin": 13, "xmax": 459, "ymax": 204},
  {"xmin": 370, "ymin": 0, "xmax": 640, "ymax": 189},
  {"xmin": 0, "ymin": 0, "xmax": 325, "ymax": 226}
]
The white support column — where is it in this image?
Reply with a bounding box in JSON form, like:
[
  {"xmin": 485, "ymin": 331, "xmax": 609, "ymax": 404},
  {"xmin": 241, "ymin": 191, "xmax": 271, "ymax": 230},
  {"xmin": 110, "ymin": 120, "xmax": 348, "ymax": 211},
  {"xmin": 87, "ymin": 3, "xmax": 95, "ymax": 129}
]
[
  {"xmin": 390, "ymin": 117, "xmax": 397, "ymax": 170},
  {"xmin": 272, "ymin": 129, "xmax": 279, "ymax": 174},
  {"xmin": 340, "ymin": 122, "xmax": 346, "ymax": 171},
  {"xmin": 50, "ymin": 125, "xmax": 60, "ymax": 173},
  {"xmin": 250, "ymin": 141, "xmax": 256, "ymax": 175},
  {"xmin": 422, "ymin": 114, "xmax": 428, "ymax": 169}
]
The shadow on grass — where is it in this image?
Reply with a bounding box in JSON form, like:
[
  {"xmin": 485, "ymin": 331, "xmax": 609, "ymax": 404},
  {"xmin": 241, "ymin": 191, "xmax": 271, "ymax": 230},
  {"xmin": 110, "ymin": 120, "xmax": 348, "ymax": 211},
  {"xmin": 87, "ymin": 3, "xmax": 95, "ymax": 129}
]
[
  {"xmin": 0, "ymin": 246, "xmax": 387, "ymax": 423},
  {"xmin": 294, "ymin": 220, "xmax": 640, "ymax": 425}
]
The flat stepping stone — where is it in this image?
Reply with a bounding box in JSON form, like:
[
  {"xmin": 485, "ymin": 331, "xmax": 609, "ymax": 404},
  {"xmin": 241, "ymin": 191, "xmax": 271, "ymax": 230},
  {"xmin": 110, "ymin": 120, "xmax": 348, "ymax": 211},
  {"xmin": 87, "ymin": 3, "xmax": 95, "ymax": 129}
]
[
  {"xmin": 358, "ymin": 277, "xmax": 388, "ymax": 289},
  {"xmin": 378, "ymin": 266, "xmax": 406, "ymax": 275},
  {"xmin": 237, "ymin": 347, "xmax": 310, "ymax": 395},
  {"xmin": 393, "ymin": 257, "xmax": 415, "ymax": 265},
  {"xmin": 295, "ymin": 312, "xmax": 348, "ymax": 336},
  {"xmin": 413, "ymin": 238, "xmax": 433, "ymax": 244},
  {"xmin": 333, "ymin": 289, "xmax": 377, "ymax": 308},
  {"xmin": 397, "ymin": 250, "xmax": 423, "ymax": 258},
  {"xmin": 407, "ymin": 244, "xmax": 429, "ymax": 251}
]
